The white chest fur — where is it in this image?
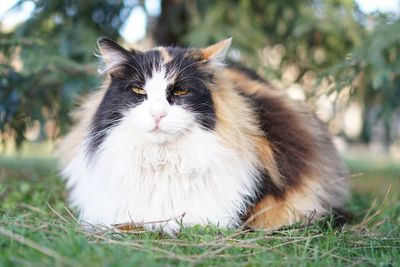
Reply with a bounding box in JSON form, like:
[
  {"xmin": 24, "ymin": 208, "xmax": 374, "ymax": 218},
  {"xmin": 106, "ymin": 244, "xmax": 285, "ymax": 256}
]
[{"xmin": 62, "ymin": 126, "xmax": 259, "ymax": 233}]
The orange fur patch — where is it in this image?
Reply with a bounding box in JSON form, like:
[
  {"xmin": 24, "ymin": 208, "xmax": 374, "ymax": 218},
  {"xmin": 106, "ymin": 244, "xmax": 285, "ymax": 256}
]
[
  {"xmin": 246, "ymin": 180, "xmax": 321, "ymax": 230},
  {"xmin": 245, "ymin": 195, "xmax": 298, "ymax": 230},
  {"xmin": 246, "ymin": 174, "xmax": 340, "ymax": 230},
  {"xmin": 211, "ymin": 72, "xmax": 284, "ymax": 189},
  {"xmin": 200, "ymin": 38, "xmax": 231, "ymax": 59},
  {"xmin": 155, "ymin": 47, "xmax": 172, "ymax": 63}
]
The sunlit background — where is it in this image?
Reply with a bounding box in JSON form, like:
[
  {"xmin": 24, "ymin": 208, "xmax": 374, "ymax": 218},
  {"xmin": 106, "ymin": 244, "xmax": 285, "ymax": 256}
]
[
  {"xmin": 1, "ymin": 2, "xmax": 400, "ymax": 264},
  {"xmin": 1, "ymin": 0, "xmax": 400, "ymax": 160},
  {"xmin": 1, "ymin": 0, "xmax": 399, "ymax": 42}
]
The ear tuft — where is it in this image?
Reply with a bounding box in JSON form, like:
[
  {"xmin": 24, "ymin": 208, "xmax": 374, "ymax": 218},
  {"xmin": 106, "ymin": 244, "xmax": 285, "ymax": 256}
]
[
  {"xmin": 96, "ymin": 37, "xmax": 134, "ymax": 74},
  {"xmin": 200, "ymin": 38, "xmax": 232, "ymax": 63}
]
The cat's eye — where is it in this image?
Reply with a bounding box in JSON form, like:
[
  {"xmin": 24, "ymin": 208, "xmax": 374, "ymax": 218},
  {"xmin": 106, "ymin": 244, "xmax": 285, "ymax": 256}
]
[
  {"xmin": 173, "ymin": 88, "xmax": 189, "ymax": 96},
  {"xmin": 131, "ymin": 87, "xmax": 146, "ymax": 95}
]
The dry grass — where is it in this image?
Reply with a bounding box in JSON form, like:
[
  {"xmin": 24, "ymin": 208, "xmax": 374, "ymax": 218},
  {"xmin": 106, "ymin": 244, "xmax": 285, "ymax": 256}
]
[{"xmin": 0, "ymin": 155, "xmax": 399, "ymax": 266}]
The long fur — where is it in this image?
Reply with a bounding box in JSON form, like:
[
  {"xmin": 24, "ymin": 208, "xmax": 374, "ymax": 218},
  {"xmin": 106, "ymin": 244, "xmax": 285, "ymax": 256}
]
[{"xmin": 58, "ymin": 38, "xmax": 349, "ymax": 234}]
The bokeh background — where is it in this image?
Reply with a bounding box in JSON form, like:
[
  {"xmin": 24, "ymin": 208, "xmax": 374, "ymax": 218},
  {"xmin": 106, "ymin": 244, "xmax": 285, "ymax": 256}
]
[
  {"xmin": 0, "ymin": 1, "xmax": 399, "ymax": 265},
  {"xmin": 0, "ymin": 0, "xmax": 399, "ymax": 195}
]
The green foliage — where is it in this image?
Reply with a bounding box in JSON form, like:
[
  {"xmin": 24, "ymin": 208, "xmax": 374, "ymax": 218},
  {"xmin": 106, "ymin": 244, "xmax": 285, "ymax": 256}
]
[
  {"xmin": 0, "ymin": 0, "xmax": 399, "ymax": 145},
  {"xmin": 161, "ymin": 0, "xmax": 400, "ymax": 146},
  {"xmin": 184, "ymin": 0, "xmax": 365, "ymax": 80},
  {"xmin": 0, "ymin": 156, "xmax": 399, "ymax": 266},
  {"xmin": 328, "ymin": 14, "xmax": 400, "ymax": 144},
  {"xmin": 0, "ymin": 0, "xmax": 137, "ymax": 145}
]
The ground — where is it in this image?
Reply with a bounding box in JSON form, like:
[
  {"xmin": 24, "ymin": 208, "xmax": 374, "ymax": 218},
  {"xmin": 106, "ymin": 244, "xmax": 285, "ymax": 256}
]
[{"xmin": 0, "ymin": 146, "xmax": 399, "ymax": 266}]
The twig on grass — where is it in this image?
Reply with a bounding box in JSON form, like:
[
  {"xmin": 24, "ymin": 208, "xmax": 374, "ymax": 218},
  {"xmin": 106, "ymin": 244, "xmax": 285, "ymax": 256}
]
[
  {"xmin": 89, "ymin": 233, "xmax": 197, "ymax": 263},
  {"xmin": 64, "ymin": 206, "xmax": 79, "ymax": 223},
  {"xmin": 17, "ymin": 203, "xmax": 48, "ymax": 215},
  {"xmin": 46, "ymin": 202, "xmax": 71, "ymax": 225},
  {"xmin": 0, "ymin": 226, "xmax": 77, "ymax": 266},
  {"xmin": 211, "ymin": 234, "xmax": 324, "ymax": 259},
  {"xmin": 355, "ymin": 184, "xmax": 392, "ymax": 228}
]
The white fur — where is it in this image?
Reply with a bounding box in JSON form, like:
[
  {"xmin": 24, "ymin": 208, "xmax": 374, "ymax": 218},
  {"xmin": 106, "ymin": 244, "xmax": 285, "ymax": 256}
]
[{"xmin": 62, "ymin": 68, "xmax": 260, "ymax": 234}]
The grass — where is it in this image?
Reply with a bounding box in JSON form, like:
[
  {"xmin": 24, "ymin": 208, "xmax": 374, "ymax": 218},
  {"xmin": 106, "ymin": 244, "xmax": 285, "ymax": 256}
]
[{"xmin": 0, "ymin": 153, "xmax": 399, "ymax": 266}]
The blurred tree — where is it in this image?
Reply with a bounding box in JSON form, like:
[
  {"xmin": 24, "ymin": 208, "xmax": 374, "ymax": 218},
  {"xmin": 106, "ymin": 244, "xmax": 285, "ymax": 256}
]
[
  {"xmin": 1, "ymin": 0, "xmax": 399, "ymax": 148},
  {"xmin": 153, "ymin": 0, "xmax": 365, "ymax": 80},
  {"xmin": 328, "ymin": 14, "xmax": 400, "ymax": 148},
  {"xmin": 152, "ymin": 0, "xmax": 189, "ymax": 45},
  {"xmin": 0, "ymin": 0, "xmax": 136, "ymax": 145},
  {"xmin": 155, "ymin": 0, "xmax": 399, "ymax": 147}
]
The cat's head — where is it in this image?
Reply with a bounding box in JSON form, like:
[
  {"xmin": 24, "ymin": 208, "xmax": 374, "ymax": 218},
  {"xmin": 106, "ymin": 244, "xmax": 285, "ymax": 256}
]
[{"xmin": 89, "ymin": 38, "xmax": 231, "ymax": 150}]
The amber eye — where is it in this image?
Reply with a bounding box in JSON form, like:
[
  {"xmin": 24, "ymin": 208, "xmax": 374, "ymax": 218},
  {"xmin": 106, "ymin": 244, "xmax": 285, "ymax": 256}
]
[
  {"xmin": 173, "ymin": 88, "xmax": 189, "ymax": 96},
  {"xmin": 131, "ymin": 87, "xmax": 146, "ymax": 95}
]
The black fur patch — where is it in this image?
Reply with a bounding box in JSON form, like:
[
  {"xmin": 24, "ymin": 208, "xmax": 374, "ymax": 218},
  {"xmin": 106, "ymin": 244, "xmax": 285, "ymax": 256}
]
[
  {"xmin": 88, "ymin": 41, "xmax": 216, "ymax": 156},
  {"xmin": 88, "ymin": 78, "xmax": 147, "ymax": 156},
  {"xmin": 165, "ymin": 47, "xmax": 216, "ymax": 130},
  {"xmin": 235, "ymin": 83, "xmax": 317, "ymax": 215},
  {"xmin": 250, "ymin": 94, "xmax": 315, "ymax": 189},
  {"xmin": 89, "ymin": 40, "xmax": 164, "ymax": 155}
]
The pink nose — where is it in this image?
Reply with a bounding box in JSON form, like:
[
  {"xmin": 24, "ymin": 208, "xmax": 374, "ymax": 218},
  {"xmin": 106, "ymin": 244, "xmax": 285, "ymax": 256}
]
[{"xmin": 152, "ymin": 112, "xmax": 166, "ymax": 124}]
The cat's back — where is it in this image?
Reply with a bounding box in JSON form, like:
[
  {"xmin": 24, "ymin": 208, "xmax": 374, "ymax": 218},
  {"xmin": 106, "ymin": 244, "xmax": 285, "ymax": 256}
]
[
  {"xmin": 218, "ymin": 65, "xmax": 348, "ymax": 228},
  {"xmin": 223, "ymin": 64, "xmax": 347, "ymax": 185}
]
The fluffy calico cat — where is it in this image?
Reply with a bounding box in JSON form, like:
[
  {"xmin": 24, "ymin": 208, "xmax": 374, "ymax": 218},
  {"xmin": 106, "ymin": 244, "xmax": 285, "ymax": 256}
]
[{"xmin": 58, "ymin": 38, "xmax": 349, "ymax": 234}]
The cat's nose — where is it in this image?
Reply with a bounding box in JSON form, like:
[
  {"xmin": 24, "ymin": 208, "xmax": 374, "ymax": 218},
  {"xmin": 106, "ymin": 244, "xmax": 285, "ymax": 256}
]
[{"xmin": 152, "ymin": 112, "xmax": 167, "ymax": 124}]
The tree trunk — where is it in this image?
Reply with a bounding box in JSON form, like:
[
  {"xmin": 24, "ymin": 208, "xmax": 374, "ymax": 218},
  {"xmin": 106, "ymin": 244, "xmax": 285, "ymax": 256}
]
[{"xmin": 152, "ymin": 0, "xmax": 190, "ymax": 46}]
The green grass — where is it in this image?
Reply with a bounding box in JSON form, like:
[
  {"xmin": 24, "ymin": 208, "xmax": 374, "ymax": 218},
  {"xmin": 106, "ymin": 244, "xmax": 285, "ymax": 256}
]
[{"xmin": 0, "ymin": 154, "xmax": 399, "ymax": 266}]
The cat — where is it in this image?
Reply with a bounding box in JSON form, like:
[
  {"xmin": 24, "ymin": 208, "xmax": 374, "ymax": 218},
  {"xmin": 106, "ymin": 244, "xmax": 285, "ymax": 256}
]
[{"xmin": 58, "ymin": 37, "xmax": 349, "ymax": 234}]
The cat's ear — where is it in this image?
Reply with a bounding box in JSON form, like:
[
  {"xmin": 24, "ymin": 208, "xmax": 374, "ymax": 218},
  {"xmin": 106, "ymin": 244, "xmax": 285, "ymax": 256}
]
[
  {"xmin": 200, "ymin": 38, "xmax": 232, "ymax": 64},
  {"xmin": 96, "ymin": 37, "xmax": 138, "ymax": 74}
]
